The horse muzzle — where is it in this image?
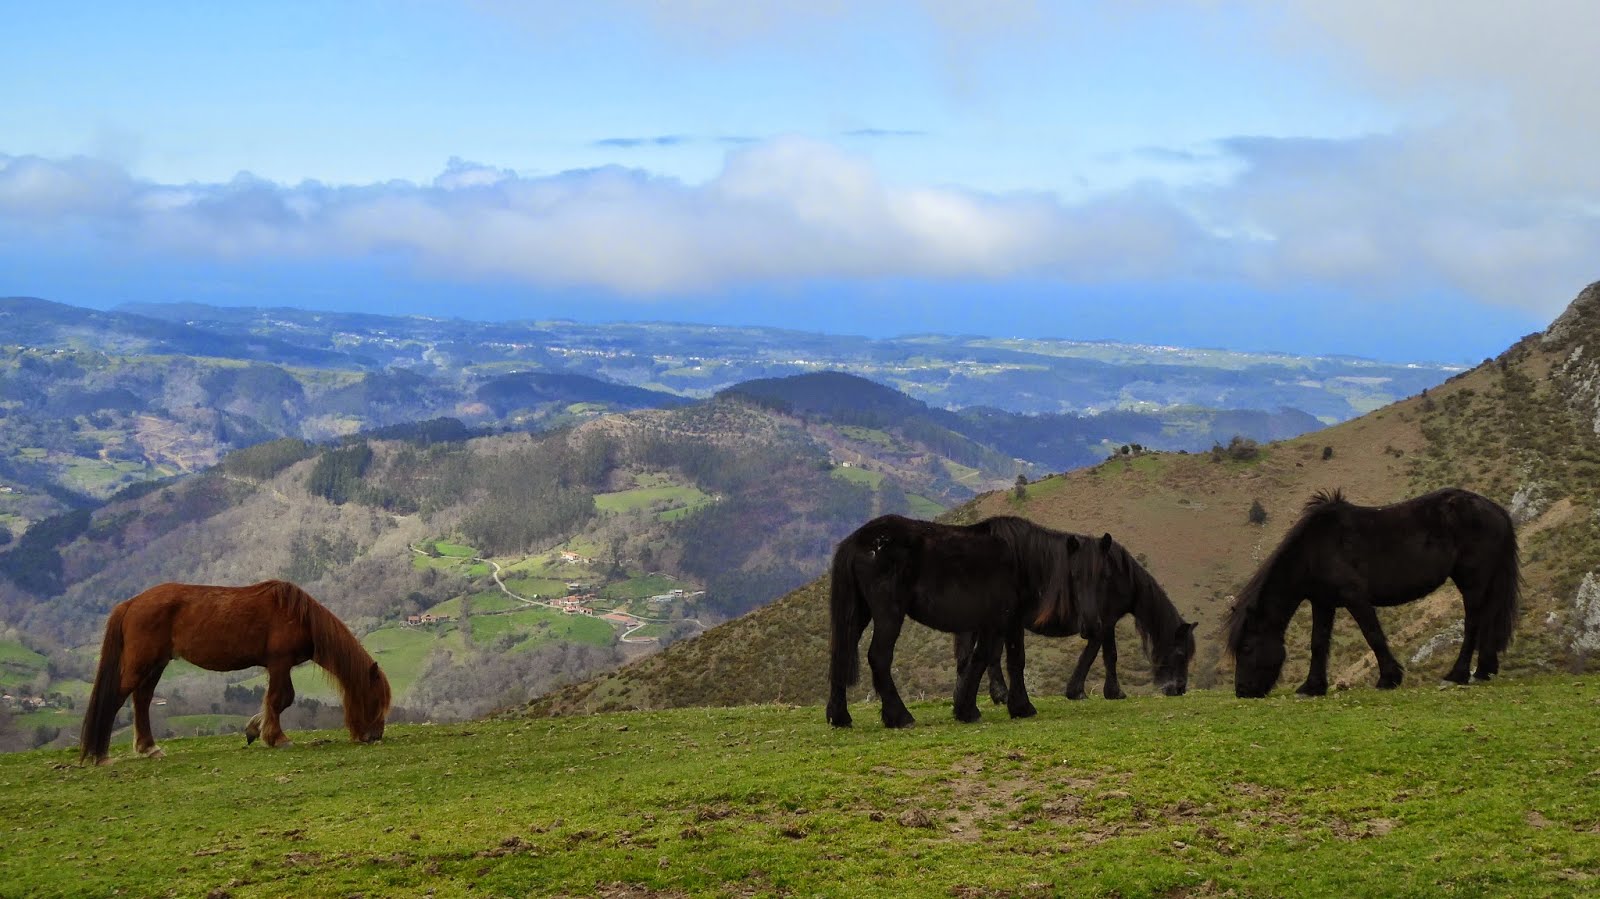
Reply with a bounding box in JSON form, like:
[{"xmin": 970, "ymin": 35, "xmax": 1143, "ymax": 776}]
[{"xmin": 1160, "ymin": 681, "xmax": 1187, "ymax": 697}]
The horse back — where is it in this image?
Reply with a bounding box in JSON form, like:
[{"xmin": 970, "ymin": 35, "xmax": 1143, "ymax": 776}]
[
  {"xmin": 840, "ymin": 515, "xmax": 1023, "ymax": 632},
  {"xmin": 127, "ymin": 582, "xmax": 303, "ymax": 672},
  {"xmin": 1310, "ymin": 488, "xmax": 1512, "ymax": 606}
]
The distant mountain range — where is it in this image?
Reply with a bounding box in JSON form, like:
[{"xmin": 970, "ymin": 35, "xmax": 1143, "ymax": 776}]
[{"xmin": 0, "ymin": 294, "xmax": 1453, "ymax": 535}]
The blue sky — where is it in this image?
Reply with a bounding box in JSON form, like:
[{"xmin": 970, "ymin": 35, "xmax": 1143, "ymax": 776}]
[{"xmin": 4, "ymin": 1, "xmax": 1597, "ymax": 362}]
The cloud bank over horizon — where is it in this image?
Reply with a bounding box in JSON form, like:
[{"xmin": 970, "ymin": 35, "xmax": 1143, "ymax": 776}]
[{"xmin": 2, "ymin": 128, "xmax": 1594, "ymax": 320}]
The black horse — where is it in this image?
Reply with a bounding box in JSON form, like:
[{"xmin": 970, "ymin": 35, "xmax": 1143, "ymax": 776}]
[
  {"xmin": 956, "ymin": 531, "xmax": 1196, "ymax": 701},
  {"xmin": 826, "ymin": 515, "xmax": 1087, "ymax": 728},
  {"xmin": 1227, "ymin": 488, "xmax": 1520, "ymax": 698}
]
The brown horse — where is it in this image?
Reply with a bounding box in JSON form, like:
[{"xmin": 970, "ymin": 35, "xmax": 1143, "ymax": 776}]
[{"xmin": 79, "ymin": 580, "xmax": 391, "ymax": 766}]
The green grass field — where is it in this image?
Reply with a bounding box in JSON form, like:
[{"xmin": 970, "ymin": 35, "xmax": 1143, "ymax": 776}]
[
  {"xmin": 906, "ymin": 493, "xmax": 945, "ymax": 519},
  {"xmin": 0, "ymin": 639, "xmax": 46, "ymax": 690},
  {"xmin": 831, "ymin": 466, "xmax": 886, "ymax": 488},
  {"xmin": 501, "ymin": 577, "xmax": 570, "ymax": 599},
  {"xmin": 1, "ymin": 678, "xmax": 1595, "ymax": 897},
  {"xmin": 164, "ymin": 713, "xmax": 251, "ymax": 735},
  {"xmin": 594, "ymin": 483, "xmax": 711, "ymax": 515},
  {"xmin": 600, "ymin": 574, "xmax": 681, "ymax": 602},
  {"xmin": 468, "ymin": 607, "xmax": 616, "ymax": 650}
]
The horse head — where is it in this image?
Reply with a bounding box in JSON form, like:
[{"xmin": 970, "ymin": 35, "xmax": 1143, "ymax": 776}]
[
  {"xmin": 1228, "ymin": 607, "xmax": 1287, "ymax": 698},
  {"xmin": 1153, "ymin": 620, "xmax": 1197, "ymax": 696},
  {"xmin": 345, "ymin": 660, "xmax": 392, "ymax": 743}
]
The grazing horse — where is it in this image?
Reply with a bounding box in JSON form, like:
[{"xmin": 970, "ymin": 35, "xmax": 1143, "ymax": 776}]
[
  {"xmin": 826, "ymin": 515, "xmax": 1087, "ymax": 728},
  {"xmin": 1227, "ymin": 488, "xmax": 1520, "ymax": 698},
  {"xmin": 956, "ymin": 531, "xmax": 1196, "ymax": 701},
  {"xmin": 80, "ymin": 580, "xmax": 391, "ymax": 765}
]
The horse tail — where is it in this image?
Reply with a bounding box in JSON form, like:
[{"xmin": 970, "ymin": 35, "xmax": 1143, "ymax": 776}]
[
  {"xmin": 829, "ymin": 543, "xmax": 862, "ymax": 688},
  {"xmin": 79, "ymin": 604, "xmax": 129, "ymax": 765},
  {"xmin": 1479, "ymin": 525, "xmax": 1522, "ymax": 655}
]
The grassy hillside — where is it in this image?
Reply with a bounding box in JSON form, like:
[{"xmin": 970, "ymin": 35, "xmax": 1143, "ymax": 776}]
[
  {"xmin": 1, "ymin": 677, "xmax": 1596, "ymax": 897},
  {"xmin": 532, "ymin": 284, "xmax": 1600, "ymax": 717}
]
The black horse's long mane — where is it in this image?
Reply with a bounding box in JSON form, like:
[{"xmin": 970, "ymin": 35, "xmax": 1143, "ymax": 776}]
[
  {"xmin": 1112, "ymin": 540, "xmax": 1187, "ymax": 658},
  {"xmin": 976, "ymin": 515, "xmax": 1096, "ymax": 631},
  {"xmin": 1225, "ymin": 488, "xmax": 1349, "ymax": 654}
]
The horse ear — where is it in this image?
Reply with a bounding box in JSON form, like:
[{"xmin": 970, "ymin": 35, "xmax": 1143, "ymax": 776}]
[
  {"xmin": 369, "ymin": 661, "xmax": 381, "ymax": 682},
  {"xmin": 1099, "ymin": 533, "xmax": 1114, "ymax": 552},
  {"xmin": 1066, "ymin": 534, "xmax": 1081, "ymax": 552}
]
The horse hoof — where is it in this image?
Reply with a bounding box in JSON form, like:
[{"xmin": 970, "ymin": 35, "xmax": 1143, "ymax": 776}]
[
  {"xmin": 827, "ymin": 713, "xmax": 853, "ymax": 728},
  {"xmin": 1376, "ymin": 678, "xmax": 1401, "ymax": 690},
  {"xmin": 1008, "ymin": 702, "xmax": 1037, "ymax": 719},
  {"xmin": 954, "ymin": 708, "xmax": 981, "ymax": 724},
  {"xmin": 1441, "ymin": 672, "xmax": 1470, "ymax": 686},
  {"xmin": 141, "ymin": 747, "xmax": 165, "ymax": 760},
  {"xmin": 1295, "ymin": 683, "xmax": 1328, "ymax": 697},
  {"xmin": 1472, "ymin": 672, "xmax": 1495, "ymax": 682},
  {"xmin": 882, "ymin": 711, "xmax": 916, "ymax": 729},
  {"xmin": 1104, "ymin": 690, "xmax": 1126, "ymax": 701},
  {"xmin": 95, "ymin": 756, "xmax": 117, "ymax": 767},
  {"xmin": 1064, "ymin": 689, "xmax": 1085, "ymax": 701}
]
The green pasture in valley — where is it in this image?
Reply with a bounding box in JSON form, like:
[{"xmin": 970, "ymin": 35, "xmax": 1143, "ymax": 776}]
[
  {"xmin": 594, "ymin": 483, "xmax": 710, "ymax": 515},
  {"xmin": 906, "ymin": 493, "xmax": 945, "ymax": 519},
  {"xmin": 468, "ymin": 607, "xmax": 615, "ymax": 650},
  {"xmin": 831, "ymin": 466, "xmax": 885, "ymax": 488},
  {"xmin": 0, "ymin": 639, "xmax": 46, "ymax": 690},
  {"xmin": 600, "ymin": 574, "xmax": 682, "ymax": 602},
  {"xmin": 500, "ymin": 577, "xmax": 571, "ymax": 599},
  {"xmin": 2, "ymin": 677, "xmax": 1595, "ymax": 897}
]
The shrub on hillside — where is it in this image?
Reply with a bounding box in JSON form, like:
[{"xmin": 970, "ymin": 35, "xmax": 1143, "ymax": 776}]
[{"xmin": 1226, "ymin": 435, "xmax": 1261, "ymax": 461}]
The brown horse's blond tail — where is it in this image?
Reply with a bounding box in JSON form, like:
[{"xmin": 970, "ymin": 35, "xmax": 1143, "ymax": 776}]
[{"xmin": 80, "ymin": 604, "xmax": 128, "ymax": 765}]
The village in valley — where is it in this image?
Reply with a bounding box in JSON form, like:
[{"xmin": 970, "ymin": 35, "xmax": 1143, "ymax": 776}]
[{"xmin": 406, "ymin": 539, "xmax": 706, "ymax": 649}]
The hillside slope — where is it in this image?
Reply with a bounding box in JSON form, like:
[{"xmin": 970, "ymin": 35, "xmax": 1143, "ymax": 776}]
[{"xmin": 529, "ymin": 283, "xmax": 1600, "ymax": 717}]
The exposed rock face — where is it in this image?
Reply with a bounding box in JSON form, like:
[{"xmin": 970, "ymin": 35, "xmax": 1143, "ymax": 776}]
[
  {"xmin": 1545, "ymin": 282, "xmax": 1600, "ymax": 436},
  {"xmin": 1508, "ymin": 481, "xmax": 1550, "ymax": 526},
  {"xmin": 1572, "ymin": 572, "xmax": 1600, "ymax": 656}
]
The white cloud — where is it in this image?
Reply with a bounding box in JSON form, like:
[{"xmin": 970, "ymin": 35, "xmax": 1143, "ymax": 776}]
[{"xmin": 2, "ymin": 124, "xmax": 1597, "ymax": 314}]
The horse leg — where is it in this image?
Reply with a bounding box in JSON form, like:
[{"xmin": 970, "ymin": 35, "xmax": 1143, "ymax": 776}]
[
  {"xmin": 1345, "ymin": 600, "xmax": 1404, "ymax": 689},
  {"xmin": 1296, "ymin": 602, "xmax": 1335, "ymax": 697},
  {"xmin": 867, "ymin": 614, "xmax": 914, "ymax": 728},
  {"xmin": 987, "ymin": 643, "xmax": 1008, "ymax": 706},
  {"xmin": 1463, "ymin": 588, "xmax": 1499, "ymax": 681},
  {"xmin": 954, "ymin": 633, "xmax": 1008, "ymax": 705},
  {"xmin": 1065, "ymin": 636, "xmax": 1100, "ymax": 700},
  {"xmin": 827, "ymin": 615, "xmax": 870, "ymax": 728},
  {"xmin": 952, "ymin": 630, "xmax": 992, "ymax": 723},
  {"xmin": 259, "ymin": 663, "xmax": 297, "ymax": 748},
  {"xmin": 1101, "ymin": 628, "xmax": 1125, "ymax": 699},
  {"xmin": 1003, "ymin": 626, "xmax": 1036, "ymax": 719},
  {"xmin": 132, "ymin": 662, "xmax": 168, "ymax": 759},
  {"xmin": 1443, "ymin": 602, "xmax": 1480, "ymax": 685}
]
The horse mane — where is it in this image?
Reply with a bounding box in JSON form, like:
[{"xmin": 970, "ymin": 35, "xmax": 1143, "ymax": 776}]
[
  {"xmin": 1115, "ymin": 541, "xmax": 1185, "ymax": 658},
  {"xmin": 266, "ymin": 580, "xmax": 391, "ymax": 739},
  {"xmin": 1304, "ymin": 487, "xmax": 1347, "ymax": 512},
  {"xmin": 978, "ymin": 516, "xmax": 1096, "ymax": 631},
  {"xmin": 1225, "ymin": 488, "xmax": 1347, "ymax": 653}
]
